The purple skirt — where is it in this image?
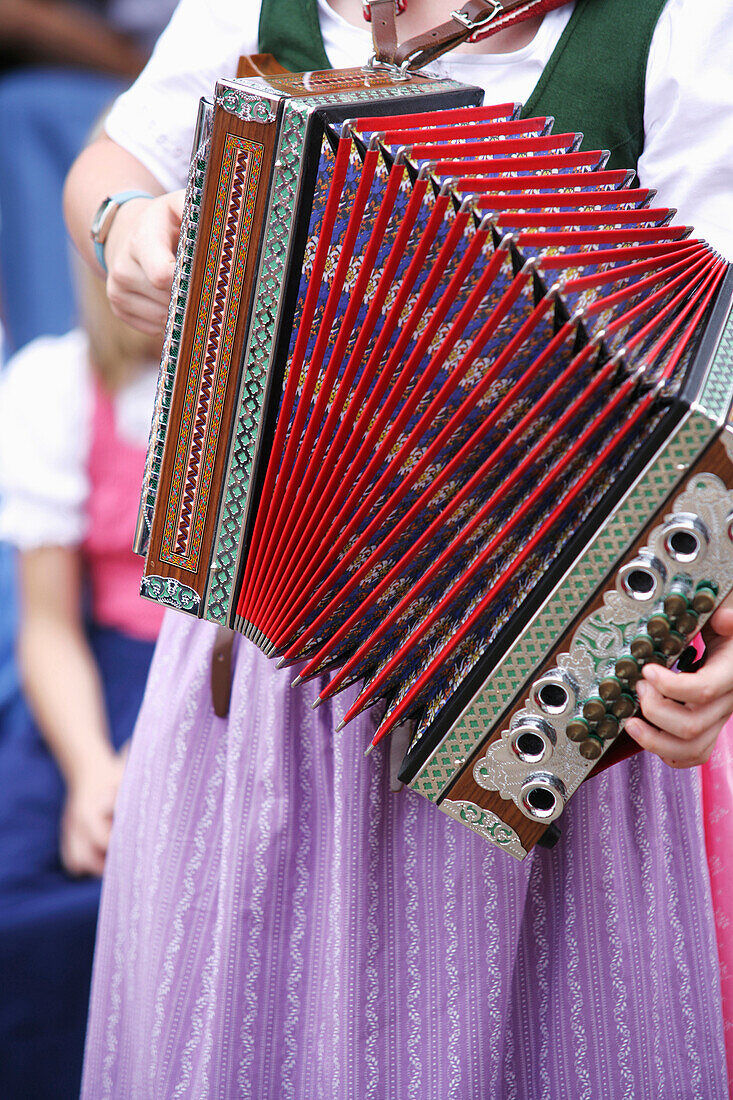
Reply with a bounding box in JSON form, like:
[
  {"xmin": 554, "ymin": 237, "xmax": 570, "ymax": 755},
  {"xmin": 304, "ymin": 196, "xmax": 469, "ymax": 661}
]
[{"xmin": 82, "ymin": 613, "xmax": 728, "ymax": 1098}]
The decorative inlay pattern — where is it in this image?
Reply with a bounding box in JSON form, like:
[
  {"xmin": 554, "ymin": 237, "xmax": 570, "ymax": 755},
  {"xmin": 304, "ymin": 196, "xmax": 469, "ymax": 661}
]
[
  {"xmin": 410, "ymin": 410, "xmax": 718, "ymax": 801},
  {"xmin": 136, "ymin": 106, "xmax": 212, "ymax": 557},
  {"xmin": 216, "ymin": 87, "xmax": 276, "ymax": 123},
  {"xmin": 439, "ymin": 798, "xmax": 528, "ymax": 860},
  {"xmin": 160, "ymin": 133, "xmax": 264, "ymax": 572},
  {"xmin": 303, "ymin": 81, "xmax": 454, "ymax": 110},
  {"xmin": 206, "ymin": 101, "xmax": 310, "ymax": 622},
  {"xmin": 140, "ymin": 575, "xmax": 200, "ymax": 614}
]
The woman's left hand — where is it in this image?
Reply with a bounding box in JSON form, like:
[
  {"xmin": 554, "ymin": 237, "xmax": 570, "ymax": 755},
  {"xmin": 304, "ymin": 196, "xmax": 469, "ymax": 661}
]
[
  {"xmin": 626, "ymin": 596, "xmax": 733, "ymax": 768},
  {"xmin": 60, "ymin": 749, "xmax": 127, "ymax": 877}
]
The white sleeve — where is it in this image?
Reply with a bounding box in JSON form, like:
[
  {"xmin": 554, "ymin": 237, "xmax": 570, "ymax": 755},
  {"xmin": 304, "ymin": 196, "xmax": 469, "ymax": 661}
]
[
  {"xmin": 640, "ymin": 0, "xmax": 733, "ymax": 260},
  {"xmin": 0, "ymin": 331, "xmax": 93, "ymax": 550},
  {"xmin": 105, "ymin": 0, "xmax": 261, "ymax": 192}
]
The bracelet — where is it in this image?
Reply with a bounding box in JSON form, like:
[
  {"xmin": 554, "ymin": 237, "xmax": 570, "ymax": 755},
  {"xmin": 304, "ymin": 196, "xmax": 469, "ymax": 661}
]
[{"xmin": 90, "ymin": 190, "xmax": 154, "ymax": 273}]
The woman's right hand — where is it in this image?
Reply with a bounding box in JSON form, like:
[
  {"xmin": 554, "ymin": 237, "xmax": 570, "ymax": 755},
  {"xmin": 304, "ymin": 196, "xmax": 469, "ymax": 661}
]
[{"xmin": 104, "ymin": 189, "xmax": 185, "ymax": 335}]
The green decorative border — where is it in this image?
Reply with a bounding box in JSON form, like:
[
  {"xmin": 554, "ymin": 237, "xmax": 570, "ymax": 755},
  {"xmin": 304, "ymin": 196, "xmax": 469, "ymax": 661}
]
[
  {"xmin": 205, "ymin": 80, "xmax": 457, "ymax": 623},
  {"xmin": 700, "ymin": 288, "xmax": 733, "ymax": 420},
  {"xmin": 160, "ymin": 134, "xmax": 264, "ymax": 572},
  {"xmin": 409, "ymin": 410, "xmax": 718, "ymax": 801}
]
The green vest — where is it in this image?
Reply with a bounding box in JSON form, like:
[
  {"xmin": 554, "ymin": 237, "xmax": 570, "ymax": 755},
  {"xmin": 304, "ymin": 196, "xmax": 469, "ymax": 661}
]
[{"xmin": 258, "ymin": 0, "xmax": 667, "ymax": 170}]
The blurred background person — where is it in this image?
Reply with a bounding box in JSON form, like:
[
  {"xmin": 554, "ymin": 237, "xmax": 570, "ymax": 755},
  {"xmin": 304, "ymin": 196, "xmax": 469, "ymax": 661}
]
[
  {"xmin": 0, "ymin": 0, "xmax": 177, "ymax": 353},
  {"xmin": 0, "ymin": 0, "xmax": 176, "ymax": 728},
  {"xmin": 0, "ymin": 258, "xmax": 164, "ymax": 1099}
]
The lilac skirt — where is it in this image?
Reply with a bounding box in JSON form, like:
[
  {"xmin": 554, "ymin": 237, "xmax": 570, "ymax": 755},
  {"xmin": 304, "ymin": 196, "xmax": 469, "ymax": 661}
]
[{"xmin": 82, "ymin": 613, "xmax": 728, "ymax": 1098}]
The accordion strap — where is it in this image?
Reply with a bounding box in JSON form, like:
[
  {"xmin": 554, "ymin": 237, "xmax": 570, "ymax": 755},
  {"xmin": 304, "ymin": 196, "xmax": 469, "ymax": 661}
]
[{"xmin": 366, "ymin": 0, "xmax": 571, "ymax": 71}]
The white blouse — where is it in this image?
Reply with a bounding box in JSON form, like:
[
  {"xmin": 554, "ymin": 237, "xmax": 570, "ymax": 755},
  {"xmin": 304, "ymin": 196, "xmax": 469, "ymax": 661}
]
[
  {"xmin": 105, "ymin": 0, "xmax": 733, "ymax": 258},
  {"xmin": 0, "ymin": 330, "xmax": 157, "ymax": 549}
]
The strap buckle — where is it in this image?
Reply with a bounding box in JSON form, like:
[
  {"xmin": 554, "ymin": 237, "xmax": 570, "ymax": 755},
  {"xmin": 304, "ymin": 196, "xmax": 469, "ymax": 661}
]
[
  {"xmin": 450, "ymin": 0, "xmax": 504, "ymax": 40},
  {"xmin": 363, "ymin": 53, "xmax": 412, "ymax": 81}
]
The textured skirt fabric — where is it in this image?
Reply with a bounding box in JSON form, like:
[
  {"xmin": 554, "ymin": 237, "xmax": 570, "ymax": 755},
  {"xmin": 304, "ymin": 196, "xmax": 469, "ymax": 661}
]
[{"xmin": 82, "ymin": 613, "xmax": 728, "ymax": 1099}]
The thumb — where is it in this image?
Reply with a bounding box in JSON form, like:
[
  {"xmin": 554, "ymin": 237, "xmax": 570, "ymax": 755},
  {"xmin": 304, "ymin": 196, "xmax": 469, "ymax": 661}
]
[
  {"xmin": 167, "ymin": 188, "xmax": 186, "ymax": 224},
  {"xmin": 703, "ymin": 597, "xmax": 733, "ymax": 647}
]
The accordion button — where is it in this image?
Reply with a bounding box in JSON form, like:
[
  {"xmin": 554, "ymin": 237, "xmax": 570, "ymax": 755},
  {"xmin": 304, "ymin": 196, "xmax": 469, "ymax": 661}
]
[
  {"xmin": 614, "ymin": 655, "xmax": 641, "ymax": 684},
  {"xmin": 647, "ymin": 650, "xmax": 668, "ymax": 666},
  {"xmin": 676, "ymin": 608, "xmax": 700, "ymax": 636},
  {"xmin": 597, "ymin": 713, "xmax": 620, "ymax": 740},
  {"xmin": 611, "ymin": 693, "xmax": 637, "ymax": 720},
  {"xmin": 598, "ymin": 676, "xmax": 623, "ymax": 702},
  {"xmin": 692, "ymin": 584, "xmax": 717, "ymax": 615},
  {"xmin": 664, "ymin": 587, "xmax": 690, "ymax": 619},
  {"xmin": 660, "ymin": 630, "xmax": 685, "ymax": 658},
  {"xmin": 566, "ymin": 718, "xmax": 591, "ymax": 743},
  {"xmin": 582, "ymin": 697, "xmax": 607, "ymax": 724},
  {"xmin": 579, "ymin": 734, "xmax": 604, "ymax": 761},
  {"xmin": 647, "ymin": 612, "xmax": 671, "ymax": 641},
  {"xmin": 630, "ymin": 634, "xmax": 655, "ymax": 662}
]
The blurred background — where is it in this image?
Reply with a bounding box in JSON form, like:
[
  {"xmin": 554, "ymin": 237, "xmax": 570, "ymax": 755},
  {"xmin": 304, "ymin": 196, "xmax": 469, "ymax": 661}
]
[{"xmin": 0, "ymin": 3, "xmax": 175, "ymax": 1096}]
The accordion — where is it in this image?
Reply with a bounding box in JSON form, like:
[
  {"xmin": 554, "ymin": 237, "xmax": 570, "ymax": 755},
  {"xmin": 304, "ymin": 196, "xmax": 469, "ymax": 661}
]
[{"xmin": 136, "ymin": 66, "xmax": 733, "ymax": 859}]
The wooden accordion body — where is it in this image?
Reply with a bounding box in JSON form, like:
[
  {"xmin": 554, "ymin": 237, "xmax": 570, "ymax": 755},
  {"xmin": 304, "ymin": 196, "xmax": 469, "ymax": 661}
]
[{"xmin": 136, "ymin": 66, "xmax": 733, "ymax": 859}]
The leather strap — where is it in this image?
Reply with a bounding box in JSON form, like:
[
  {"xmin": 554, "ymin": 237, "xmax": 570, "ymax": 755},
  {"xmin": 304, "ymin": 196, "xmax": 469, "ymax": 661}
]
[
  {"xmin": 367, "ymin": 0, "xmax": 571, "ymax": 71},
  {"xmin": 211, "ymin": 626, "xmax": 235, "ymax": 717}
]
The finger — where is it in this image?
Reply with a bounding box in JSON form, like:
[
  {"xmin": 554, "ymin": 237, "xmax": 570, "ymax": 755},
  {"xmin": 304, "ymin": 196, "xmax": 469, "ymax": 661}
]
[
  {"xmin": 641, "ymin": 656, "xmax": 733, "ymax": 706},
  {"xmin": 82, "ymin": 846, "xmax": 107, "ymax": 878},
  {"xmin": 87, "ymin": 811, "xmax": 113, "ymax": 852},
  {"xmin": 708, "ymin": 600, "xmax": 733, "ymax": 634},
  {"xmin": 139, "ymin": 247, "xmax": 176, "ymax": 295},
  {"xmin": 625, "ymin": 714, "xmax": 720, "ymax": 767},
  {"xmin": 108, "ymin": 294, "xmax": 169, "ymax": 335},
  {"xmin": 636, "ymin": 679, "xmax": 733, "ymax": 740},
  {"xmin": 108, "ymin": 263, "xmax": 171, "ymax": 307},
  {"xmin": 61, "ymin": 832, "xmax": 105, "ymax": 877},
  {"xmin": 167, "ymin": 188, "xmax": 186, "ymax": 222}
]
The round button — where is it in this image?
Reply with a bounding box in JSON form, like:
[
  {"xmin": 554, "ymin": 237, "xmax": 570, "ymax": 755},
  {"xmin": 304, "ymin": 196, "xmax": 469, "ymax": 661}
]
[
  {"xmin": 692, "ymin": 585, "xmax": 717, "ymax": 615},
  {"xmin": 597, "ymin": 713, "xmax": 620, "ymax": 740},
  {"xmin": 647, "ymin": 612, "xmax": 671, "ymax": 641},
  {"xmin": 598, "ymin": 676, "xmax": 623, "ymax": 702},
  {"xmin": 660, "ymin": 630, "xmax": 685, "ymax": 658},
  {"xmin": 615, "ymin": 655, "xmax": 641, "ymax": 684},
  {"xmin": 579, "ymin": 734, "xmax": 604, "ymax": 761},
  {"xmin": 630, "ymin": 633, "xmax": 654, "ymax": 662},
  {"xmin": 583, "ymin": 697, "xmax": 607, "ymax": 724},
  {"xmin": 566, "ymin": 717, "xmax": 591, "ymax": 743},
  {"xmin": 611, "ymin": 692, "xmax": 637, "ymax": 720},
  {"xmin": 664, "ymin": 588, "xmax": 689, "ymax": 619},
  {"xmin": 676, "ymin": 608, "xmax": 699, "ymax": 635}
]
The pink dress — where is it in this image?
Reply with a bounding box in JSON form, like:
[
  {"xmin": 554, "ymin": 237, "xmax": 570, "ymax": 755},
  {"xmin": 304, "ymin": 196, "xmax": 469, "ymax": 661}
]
[
  {"xmin": 83, "ymin": 374, "xmax": 164, "ymax": 641},
  {"xmin": 702, "ymin": 718, "xmax": 733, "ymax": 1082}
]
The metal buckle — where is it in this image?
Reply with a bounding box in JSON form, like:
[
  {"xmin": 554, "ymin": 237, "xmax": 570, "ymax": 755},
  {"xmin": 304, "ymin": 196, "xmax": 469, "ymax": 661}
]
[
  {"xmin": 363, "ymin": 53, "xmax": 412, "ymax": 81},
  {"xmin": 451, "ymin": 0, "xmax": 504, "ymax": 39}
]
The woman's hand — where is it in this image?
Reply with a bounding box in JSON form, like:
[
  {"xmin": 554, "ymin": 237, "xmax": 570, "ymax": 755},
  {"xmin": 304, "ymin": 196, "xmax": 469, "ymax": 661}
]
[
  {"xmin": 60, "ymin": 749, "xmax": 128, "ymax": 877},
  {"xmin": 104, "ymin": 190, "xmax": 185, "ymax": 335},
  {"xmin": 626, "ymin": 597, "xmax": 733, "ymax": 768}
]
